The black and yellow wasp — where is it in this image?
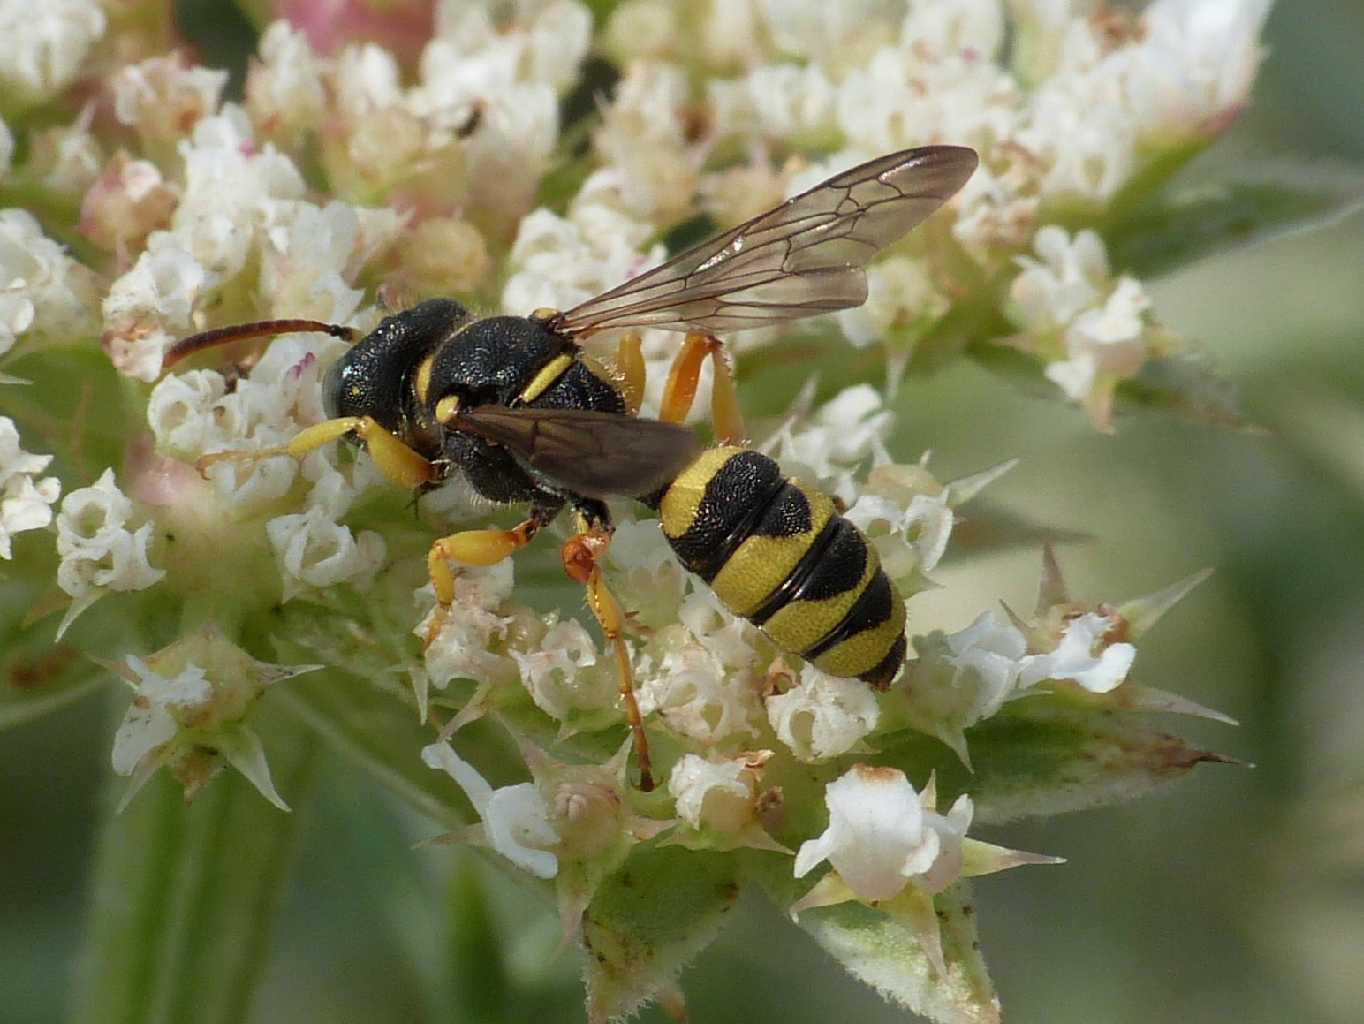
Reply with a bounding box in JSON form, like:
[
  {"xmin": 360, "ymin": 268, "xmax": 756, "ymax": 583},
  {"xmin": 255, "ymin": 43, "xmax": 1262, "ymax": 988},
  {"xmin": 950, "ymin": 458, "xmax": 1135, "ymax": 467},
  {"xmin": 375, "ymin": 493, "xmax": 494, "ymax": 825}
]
[{"xmin": 165, "ymin": 145, "xmax": 978, "ymax": 788}]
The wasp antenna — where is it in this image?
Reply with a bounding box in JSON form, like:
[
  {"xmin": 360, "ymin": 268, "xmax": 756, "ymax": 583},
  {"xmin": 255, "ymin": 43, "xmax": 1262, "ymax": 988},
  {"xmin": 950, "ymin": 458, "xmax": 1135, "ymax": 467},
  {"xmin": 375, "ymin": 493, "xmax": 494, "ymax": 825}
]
[{"xmin": 161, "ymin": 318, "xmax": 357, "ymax": 372}]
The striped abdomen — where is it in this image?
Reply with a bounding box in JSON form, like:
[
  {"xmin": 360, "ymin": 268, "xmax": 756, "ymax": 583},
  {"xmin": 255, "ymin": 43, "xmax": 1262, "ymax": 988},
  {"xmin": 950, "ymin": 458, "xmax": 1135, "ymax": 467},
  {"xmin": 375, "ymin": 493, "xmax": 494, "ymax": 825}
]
[{"xmin": 653, "ymin": 447, "xmax": 907, "ymax": 688}]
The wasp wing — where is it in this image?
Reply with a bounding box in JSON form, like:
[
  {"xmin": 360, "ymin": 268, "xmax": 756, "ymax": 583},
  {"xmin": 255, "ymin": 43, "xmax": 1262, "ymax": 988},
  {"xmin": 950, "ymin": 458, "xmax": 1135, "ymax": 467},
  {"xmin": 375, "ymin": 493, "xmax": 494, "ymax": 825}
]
[
  {"xmin": 452, "ymin": 407, "xmax": 702, "ymax": 500},
  {"xmin": 551, "ymin": 145, "xmax": 977, "ymax": 338}
]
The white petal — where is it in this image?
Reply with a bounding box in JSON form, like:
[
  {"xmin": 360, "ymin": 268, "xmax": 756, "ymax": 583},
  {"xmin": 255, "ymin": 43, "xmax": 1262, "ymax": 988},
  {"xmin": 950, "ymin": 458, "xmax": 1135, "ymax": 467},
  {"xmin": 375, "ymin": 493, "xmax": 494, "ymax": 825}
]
[
  {"xmin": 111, "ymin": 703, "xmax": 176, "ymax": 775},
  {"xmin": 421, "ymin": 741, "xmax": 494, "ymax": 814},
  {"xmin": 484, "ymin": 783, "xmax": 558, "ymax": 879}
]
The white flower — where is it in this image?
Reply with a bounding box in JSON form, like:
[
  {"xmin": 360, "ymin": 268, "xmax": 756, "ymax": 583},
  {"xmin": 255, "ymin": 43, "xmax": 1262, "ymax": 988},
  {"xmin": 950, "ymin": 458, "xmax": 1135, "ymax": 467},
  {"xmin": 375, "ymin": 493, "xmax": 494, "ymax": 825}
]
[
  {"xmin": 1007, "ymin": 226, "xmax": 1153, "ymax": 430},
  {"xmin": 109, "ymin": 634, "xmax": 313, "ymax": 812},
  {"xmin": 844, "ymin": 456, "xmax": 974, "ymax": 586},
  {"xmin": 55, "ymin": 470, "xmax": 165, "ymax": 633},
  {"xmin": 604, "ymin": 518, "xmax": 687, "ymax": 630},
  {"xmin": 1018, "ymin": 58, "xmax": 1137, "ymax": 202},
  {"xmin": 111, "ymin": 53, "xmax": 228, "ymax": 144},
  {"xmin": 835, "ymin": 28, "xmax": 1020, "ymax": 156},
  {"xmin": 905, "ymin": 610, "xmax": 1029, "ymax": 764},
  {"xmin": 511, "ymin": 618, "xmax": 618, "ymax": 722},
  {"xmin": 602, "ymin": 0, "xmax": 677, "ymax": 62},
  {"xmin": 710, "ymin": 63, "xmax": 837, "ymax": 143},
  {"xmin": 794, "ymin": 764, "xmax": 973, "ymax": 901},
  {"xmin": 411, "ymin": 2, "xmax": 588, "ymax": 232},
  {"xmin": 501, "ymin": 201, "xmax": 662, "ymax": 320},
  {"xmin": 846, "ymin": 487, "xmax": 952, "ymax": 582},
  {"xmin": 1018, "ymin": 612, "xmax": 1136, "ymax": 693},
  {"xmin": 1009, "ymin": 225, "xmax": 1110, "ymax": 331},
  {"xmin": 767, "ymin": 665, "xmax": 880, "ymax": 762},
  {"xmin": 174, "ymin": 107, "xmax": 306, "ymax": 277},
  {"xmin": 258, "ymin": 200, "xmax": 397, "ymax": 323},
  {"xmin": 950, "ymin": 159, "xmax": 1040, "ymax": 262},
  {"xmin": 759, "ymin": 0, "xmax": 902, "ymax": 72},
  {"xmin": 0, "ymin": 0, "xmax": 105, "ymax": 107},
  {"xmin": 25, "ymin": 117, "xmax": 102, "ymax": 198},
  {"xmin": 78, "ymin": 153, "xmax": 178, "ymax": 253},
  {"xmin": 111, "ymin": 659, "xmax": 213, "ymax": 776},
  {"xmin": 835, "ymin": 257, "xmax": 950, "ymax": 350},
  {"xmin": 0, "ymin": 208, "xmax": 100, "ymax": 360},
  {"xmin": 266, "ymin": 505, "xmax": 386, "ymax": 601},
  {"xmin": 593, "ymin": 61, "xmax": 699, "ymax": 225},
  {"xmin": 246, "ymin": 21, "xmax": 326, "ymax": 145},
  {"xmin": 668, "ymin": 753, "xmax": 758, "ymax": 834},
  {"xmin": 102, "ymin": 233, "xmax": 211, "ymax": 380},
  {"xmin": 0, "ymin": 416, "xmax": 60, "ymax": 559},
  {"xmin": 1122, "ymin": 0, "xmax": 1272, "ymax": 141},
  {"xmin": 1043, "ymin": 276, "xmax": 1151, "ymax": 412},
  {"xmin": 422, "ymin": 741, "xmax": 560, "ymax": 878},
  {"xmin": 419, "ymin": 560, "xmax": 521, "ymax": 690},
  {"xmin": 636, "ymin": 624, "xmax": 764, "ymax": 748},
  {"xmin": 766, "ymin": 384, "xmax": 893, "ymax": 502}
]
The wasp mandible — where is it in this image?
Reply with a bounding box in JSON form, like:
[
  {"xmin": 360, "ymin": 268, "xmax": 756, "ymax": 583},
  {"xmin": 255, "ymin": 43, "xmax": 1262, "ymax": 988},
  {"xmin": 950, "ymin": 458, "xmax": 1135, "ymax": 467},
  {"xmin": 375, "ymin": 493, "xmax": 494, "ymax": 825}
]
[{"xmin": 164, "ymin": 145, "xmax": 979, "ymax": 790}]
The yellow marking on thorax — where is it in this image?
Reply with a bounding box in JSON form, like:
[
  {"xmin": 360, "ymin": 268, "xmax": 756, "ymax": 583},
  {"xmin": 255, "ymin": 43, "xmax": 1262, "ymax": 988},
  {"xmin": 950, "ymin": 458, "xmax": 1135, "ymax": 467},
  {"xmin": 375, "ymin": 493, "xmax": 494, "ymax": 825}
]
[
  {"xmin": 414, "ymin": 354, "xmax": 435, "ymax": 404},
  {"xmin": 435, "ymin": 394, "xmax": 460, "ymax": 424},
  {"xmin": 518, "ymin": 353, "xmax": 576, "ymax": 405}
]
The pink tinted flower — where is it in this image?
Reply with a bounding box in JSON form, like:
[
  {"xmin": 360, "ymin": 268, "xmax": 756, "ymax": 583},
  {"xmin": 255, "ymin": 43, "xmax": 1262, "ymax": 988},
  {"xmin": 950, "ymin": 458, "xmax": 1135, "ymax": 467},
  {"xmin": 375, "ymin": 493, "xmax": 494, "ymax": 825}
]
[{"xmin": 275, "ymin": 0, "xmax": 434, "ymax": 63}]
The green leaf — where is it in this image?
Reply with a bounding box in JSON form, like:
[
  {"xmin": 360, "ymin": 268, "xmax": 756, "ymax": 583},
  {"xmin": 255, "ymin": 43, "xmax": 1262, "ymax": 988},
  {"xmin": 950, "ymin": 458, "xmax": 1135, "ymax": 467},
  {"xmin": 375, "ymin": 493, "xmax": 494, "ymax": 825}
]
[
  {"xmin": 71, "ymin": 713, "xmax": 315, "ymax": 1024},
  {"xmin": 580, "ymin": 846, "xmax": 739, "ymax": 1023},
  {"xmin": 795, "ymin": 881, "xmax": 1000, "ymax": 1024},
  {"xmin": 1104, "ymin": 170, "xmax": 1364, "ymax": 278},
  {"xmin": 951, "ymin": 697, "xmax": 1237, "ymax": 825},
  {"xmin": 1116, "ymin": 352, "xmax": 1253, "ymax": 431}
]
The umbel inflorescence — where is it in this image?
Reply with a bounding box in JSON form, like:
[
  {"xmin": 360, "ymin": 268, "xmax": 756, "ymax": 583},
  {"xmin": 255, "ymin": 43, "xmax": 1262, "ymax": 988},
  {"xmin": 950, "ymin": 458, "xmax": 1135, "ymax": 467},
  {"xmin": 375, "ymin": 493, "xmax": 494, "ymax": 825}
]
[{"xmin": 1, "ymin": 2, "xmax": 1272, "ymax": 1022}]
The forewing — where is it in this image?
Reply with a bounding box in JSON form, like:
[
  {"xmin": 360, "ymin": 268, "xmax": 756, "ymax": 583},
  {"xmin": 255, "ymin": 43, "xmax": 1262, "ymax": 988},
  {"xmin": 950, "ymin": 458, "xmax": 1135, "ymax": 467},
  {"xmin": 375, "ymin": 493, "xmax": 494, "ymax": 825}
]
[
  {"xmin": 452, "ymin": 407, "xmax": 702, "ymax": 499},
  {"xmin": 552, "ymin": 145, "xmax": 978, "ymax": 337}
]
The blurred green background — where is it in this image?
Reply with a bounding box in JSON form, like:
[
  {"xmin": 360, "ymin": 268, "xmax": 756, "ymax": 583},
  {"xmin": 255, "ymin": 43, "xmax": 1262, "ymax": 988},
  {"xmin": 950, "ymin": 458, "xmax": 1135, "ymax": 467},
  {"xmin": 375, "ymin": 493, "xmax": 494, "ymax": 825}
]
[{"xmin": 4, "ymin": 4, "xmax": 1364, "ymax": 1023}]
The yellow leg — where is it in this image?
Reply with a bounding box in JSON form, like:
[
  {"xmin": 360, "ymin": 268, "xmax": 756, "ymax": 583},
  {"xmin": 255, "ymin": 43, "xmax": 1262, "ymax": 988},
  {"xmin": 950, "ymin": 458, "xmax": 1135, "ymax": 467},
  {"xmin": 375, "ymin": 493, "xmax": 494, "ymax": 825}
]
[
  {"xmin": 659, "ymin": 332, "xmax": 746, "ymax": 444},
  {"xmin": 423, "ymin": 515, "xmax": 545, "ymax": 647},
  {"xmin": 196, "ymin": 416, "xmax": 436, "ymax": 490},
  {"xmin": 614, "ymin": 331, "xmax": 645, "ymax": 416},
  {"xmin": 561, "ymin": 523, "xmax": 654, "ymax": 791}
]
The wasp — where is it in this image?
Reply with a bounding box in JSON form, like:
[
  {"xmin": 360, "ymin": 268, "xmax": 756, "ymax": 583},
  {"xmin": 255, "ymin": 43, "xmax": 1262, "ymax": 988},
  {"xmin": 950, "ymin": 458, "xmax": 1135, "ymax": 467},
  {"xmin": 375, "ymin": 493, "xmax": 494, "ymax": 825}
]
[{"xmin": 164, "ymin": 145, "xmax": 978, "ymax": 789}]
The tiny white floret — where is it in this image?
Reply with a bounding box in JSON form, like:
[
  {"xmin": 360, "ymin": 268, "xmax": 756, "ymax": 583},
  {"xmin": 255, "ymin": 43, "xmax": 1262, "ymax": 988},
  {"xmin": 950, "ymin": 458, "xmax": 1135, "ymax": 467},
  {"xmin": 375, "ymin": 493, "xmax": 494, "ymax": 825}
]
[
  {"xmin": 767, "ymin": 665, "xmax": 880, "ymax": 762},
  {"xmin": 794, "ymin": 764, "xmax": 973, "ymax": 902},
  {"xmin": 1019, "ymin": 612, "xmax": 1136, "ymax": 693}
]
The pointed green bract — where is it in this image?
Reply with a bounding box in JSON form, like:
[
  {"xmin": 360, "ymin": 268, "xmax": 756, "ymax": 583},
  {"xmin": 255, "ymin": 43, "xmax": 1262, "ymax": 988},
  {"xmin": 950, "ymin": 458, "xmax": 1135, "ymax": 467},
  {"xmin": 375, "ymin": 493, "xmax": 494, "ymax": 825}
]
[
  {"xmin": 796, "ymin": 882, "xmax": 1000, "ymax": 1024},
  {"xmin": 956, "ymin": 697, "xmax": 1238, "ymax": 825},
  {"xmin": 1105, "ymin": 174, "xmax": 1364, "ymax": 278},
  {"xmin": 581, "ymin": 846, "xmax": 739, "ymax": 1024}
]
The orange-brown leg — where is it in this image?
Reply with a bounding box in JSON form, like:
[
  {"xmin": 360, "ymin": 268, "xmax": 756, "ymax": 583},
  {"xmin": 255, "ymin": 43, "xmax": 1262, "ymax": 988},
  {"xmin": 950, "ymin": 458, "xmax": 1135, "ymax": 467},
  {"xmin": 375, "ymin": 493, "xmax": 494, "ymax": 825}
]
[
  {"xmin": 659, "ymin": 332, "xmax": 745, "ymax": 444},
  {"xmin": 561, "ymin": 521, "xmax": 654, "ymax": 791}
]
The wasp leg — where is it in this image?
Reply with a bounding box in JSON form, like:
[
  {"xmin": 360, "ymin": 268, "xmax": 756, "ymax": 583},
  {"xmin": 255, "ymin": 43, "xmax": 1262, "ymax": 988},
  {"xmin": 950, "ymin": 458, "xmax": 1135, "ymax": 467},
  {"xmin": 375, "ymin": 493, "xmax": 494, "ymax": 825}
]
[
  {"xmin": 561, "ymin": 511, "xmax": 654, "ymax": 791},
  {"xmin": 197, "ymin": 416, "xmax": 436, "ymax": 490},
  {"xmin": 423, "ymin": 507, "xmax": 557, "ymax": 647},
  {"xmin": 659, "ymin": 332, "xmax": 745, "ymax": 444},
  {"xmin": 613, "ymin": 331, "xmax": 646, "ymax": 416}
]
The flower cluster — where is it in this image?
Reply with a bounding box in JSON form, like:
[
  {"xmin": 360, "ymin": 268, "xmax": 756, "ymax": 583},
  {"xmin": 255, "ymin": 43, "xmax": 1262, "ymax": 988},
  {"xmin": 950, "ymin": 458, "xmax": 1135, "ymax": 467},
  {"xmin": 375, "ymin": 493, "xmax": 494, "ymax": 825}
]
[
  {"xmin": 0, "ymin": 2, "xmax": 1271, "ymax": 1022},
  {"xmin": 0, "ymin": 416, "xmax": 60, "ymax": 559}
]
